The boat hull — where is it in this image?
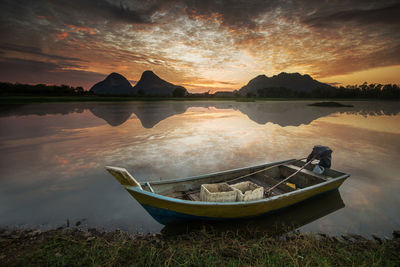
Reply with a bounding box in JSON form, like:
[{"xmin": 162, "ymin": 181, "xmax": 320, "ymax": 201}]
[{"xmin": 126, "ymin": 175, "xmax": 348, "ymax": 225}]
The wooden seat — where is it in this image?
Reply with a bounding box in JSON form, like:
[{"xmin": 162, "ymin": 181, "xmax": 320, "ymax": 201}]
[{"xmin": 284, "ymin": 164, "xmax": 328, "ymax": 181}]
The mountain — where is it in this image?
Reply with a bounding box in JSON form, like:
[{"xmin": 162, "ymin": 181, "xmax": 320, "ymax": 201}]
[
  {"xmin": 89, "ymin": 71, "xmax": 187, "ymax": 96},
  {"xmin": 239, "ymin": 72, "xmax": 334, "ymax": 96},
  {"xmin": 132, "ymin": 70, "xmax": 187, "ymax": 96},
  {"xmin": 89, "ymin": 72, "xmax": 133, "ymax": 95}
]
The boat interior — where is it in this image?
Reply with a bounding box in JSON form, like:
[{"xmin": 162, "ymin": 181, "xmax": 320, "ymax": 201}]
[{"xmin": 142, "ymin": 160, "xmax": 346, "ymax": 201}]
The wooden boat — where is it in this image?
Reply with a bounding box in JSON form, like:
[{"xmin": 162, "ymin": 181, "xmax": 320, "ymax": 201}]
[{"xmin": 106, "ymin": 159, "xmax": 350, "ymax": 225}]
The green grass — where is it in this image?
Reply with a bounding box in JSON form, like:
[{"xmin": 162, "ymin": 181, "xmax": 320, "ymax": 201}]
[{"xmin": 1, "ymin": 228, "xmax": 399, "ymax": 266}]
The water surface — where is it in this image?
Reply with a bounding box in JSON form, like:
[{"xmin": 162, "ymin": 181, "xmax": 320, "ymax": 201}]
[{"xmin": 0, "ymin": 101, "xmax": 399, "ymax": 237}]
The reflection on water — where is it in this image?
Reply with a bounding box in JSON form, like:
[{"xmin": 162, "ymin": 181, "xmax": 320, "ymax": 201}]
[
  {"xmin": 1, "ymin": 101, "xmax": 399, "ymax": 128},
  {"xmin": 162, "ymin": 189, "xmax": 345, "ymax": 236},
  {"xmin": 0, "ymin": 101, "xmax": 399, "ymax": 236}
]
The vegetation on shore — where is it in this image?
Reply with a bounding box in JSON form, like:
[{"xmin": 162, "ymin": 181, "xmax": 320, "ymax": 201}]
[
  {"xmin": 308, "ymin": 101, "xmax": 354, "ymax": 107},
  {"xmin": 1, "ymin": 227, "xmax": 399, "ymax": 266},
  {"xmin": 1, "ymin": 95, "xmax": 397, "ymax": 105},
  {"xmin": 1, "ymin": 81, "xmax": 399, "ymax": 100},
  {"xmin": 0, "ymin": 82, "xmax": 89, "ymax": 96},
  {"xmin": 0, "ymin": 95, "xmax": 262, "ymax": 104},
  {"xmin": 254, "ymin": 82, "xmax": 400, "ymax": 99}
]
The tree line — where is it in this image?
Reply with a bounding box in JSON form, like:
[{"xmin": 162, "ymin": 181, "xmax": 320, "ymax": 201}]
[
  {"xmin": 0, "ymin": 82, "xmax": 188, "ymax": 97},
  {"xmin": 255, "ymin": 82, "xmax": 400, "ymax": 99},
  {"xmin": 1, "ymin": 81, "xmax": 399, "ymax": 99},
  {"xmin": 0, "ymin": 82, "xmax": 93, "ymax": 96}
]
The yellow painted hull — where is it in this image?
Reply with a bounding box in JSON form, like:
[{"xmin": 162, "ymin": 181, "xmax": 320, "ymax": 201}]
[{"xmin": 125, "ymin": 175, "xmax": 348, "ymax": 224}]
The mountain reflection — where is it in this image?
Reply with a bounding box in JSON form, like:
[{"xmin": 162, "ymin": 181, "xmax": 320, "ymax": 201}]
[
  {"xmin": 0, "ymin": 101, "xmax": 399, "ymax": 128},
  {"xmin": 161, "ymin": 189, "xmax": 345, "ymax": 237},
  {"xmin": 89, "ymin": 103, "xmax": 134, "ymax": 127}
]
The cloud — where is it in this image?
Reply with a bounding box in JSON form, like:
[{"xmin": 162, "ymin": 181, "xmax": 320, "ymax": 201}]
[
  {"xmin": 310, "ymin": 44, "xmax": 400, "ymax": 78},
  {"xmin": 303, "ymin": 2, "xmax": 400, "ymax": 28},
  {"xmin": 0, "ymin": 43, "xmax": 86, "ymax": 62},
  {"xmin": 218, "ymin": 1, "xmax": 400, "ymax": 79},
  {"xmin": 55, "ymin": 32, "xmax": 69, "ymax": 40},
  {"xmin": 0, "ymin": 0, "xmax": 399, "ymax": 90},
  {"xmin": 39, "ymin": 0, "xmax": 158, "ymax": 25},
  {"xmin": 0, "ymin": 57, "xmax": 105, "ymax": 88},
  {"xmin": 182, "ymin": 0, "xmax": 280, "ymax": 29},
  {"xmin": 183, "ymin": 78, "xmax": 239, "ymax": 86},
  {"xmin": 66, "ymin": 24, "xmax": 96, "ymax": 35}
]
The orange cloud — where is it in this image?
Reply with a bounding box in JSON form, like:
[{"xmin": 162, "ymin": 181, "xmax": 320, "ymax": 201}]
[
  {"xmin": 188, "ymin": 12, "xmax": 223, "ymax": 24},
  {"xmin": 67, "ymin": 24, "xmax": 96, "ymax": 35},
  {"xmin": 56, "ymin": 32, "xmax": 68, "ymax": 40},
  {"xmin": 55, "ymin": 156, "xmax": 68, "ymax": 165}
]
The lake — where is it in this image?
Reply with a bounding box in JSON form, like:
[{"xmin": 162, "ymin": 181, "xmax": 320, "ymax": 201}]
[{"xmin": 0, "ymin": 100, "xmax": 399, "ymax": 237}]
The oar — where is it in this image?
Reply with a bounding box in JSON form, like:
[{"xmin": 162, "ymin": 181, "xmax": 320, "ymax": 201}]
[
  {"xmin": 225, "ymin": 157, "xmax": 307, "ymax": 184},
  {"xmin": 265, "ymin": 158, "xmax": 314, "ymax": 196}
]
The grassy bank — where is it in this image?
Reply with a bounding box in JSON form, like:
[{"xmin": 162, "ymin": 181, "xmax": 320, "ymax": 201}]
[{"xmin": 1, "ymin": 228, "xmax": 399, "ymax": 266}]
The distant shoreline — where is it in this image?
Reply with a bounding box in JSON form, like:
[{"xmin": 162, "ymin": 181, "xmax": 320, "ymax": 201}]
[{"xmin": 1, "ymin": 96, "xmax": 397, "ymax": 104}]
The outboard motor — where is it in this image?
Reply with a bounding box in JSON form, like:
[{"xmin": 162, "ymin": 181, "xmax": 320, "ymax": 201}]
[{"xmin": 306, "ymin": 145, "xmax": 332, "ymax": 174}]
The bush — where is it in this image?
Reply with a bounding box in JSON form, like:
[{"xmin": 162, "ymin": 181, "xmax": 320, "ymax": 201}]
[{"xmin": 173, "ymin": 87, "xmax": 187, "ymax": 97}]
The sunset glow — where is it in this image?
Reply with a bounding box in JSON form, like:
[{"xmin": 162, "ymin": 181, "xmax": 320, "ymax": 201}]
[{"xmin": 0, "ymin": 0, "xmax": 399, "ymax": 92}]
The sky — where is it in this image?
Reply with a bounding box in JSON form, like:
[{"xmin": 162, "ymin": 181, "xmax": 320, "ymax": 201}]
[{"xmin": 0, "ymin": 0, "xmax": 399, "ymax": 93}]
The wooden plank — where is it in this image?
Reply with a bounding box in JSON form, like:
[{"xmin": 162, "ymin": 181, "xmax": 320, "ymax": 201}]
[
  {"xmin": 284, "ymin": 164, "xmax": 328, "ymax": 181},
  {"xmin": 251, "ymin": 173, "xmax": 296, "ymax": 192},
  {"xmin": 187, "ymin": 193, "xmax": 201, "ymax": 201},
  {"xmin": 279, "ymin": 165, "xmax": 326, "ymax": 188},
  {"xmin": 290, "ymin": 160, "xmax": 344, "ymax": 178},
  {"xmin": 246, "ymin": 177, "xmax": 280, "ymax": 194}
]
